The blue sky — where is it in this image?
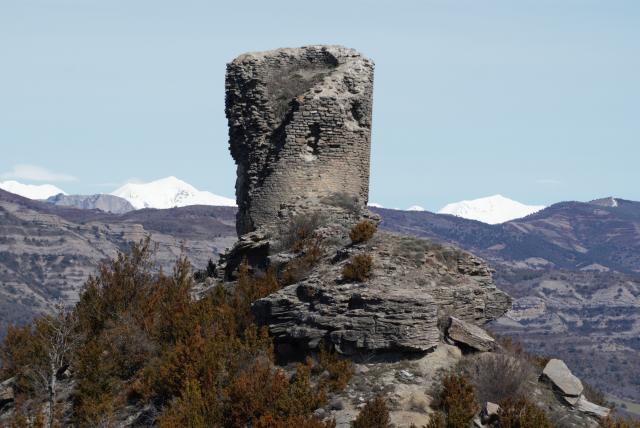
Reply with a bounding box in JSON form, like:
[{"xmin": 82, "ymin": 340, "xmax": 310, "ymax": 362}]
[{"xmin": 1, "ymin": 0, "xmax": 638, "ymax": 210}]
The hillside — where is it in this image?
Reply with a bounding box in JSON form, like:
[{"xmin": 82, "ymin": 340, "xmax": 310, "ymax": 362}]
[
  {"xmin": 373, "ymin": 201, "xmax": 640, "ymax": 403},
  {"xmin": 0, "ymin": 189, "xmax": 236, "ymax": 334}
]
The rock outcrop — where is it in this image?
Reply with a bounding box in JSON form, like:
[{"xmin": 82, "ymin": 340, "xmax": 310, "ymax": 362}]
[
  {"xmin": 222, "ymin": 45, "xmax": 510, "ymax": 356},
  {"xmin": 225, "ymin": 45, "xmax": 374, "ymax": 235},
  {"xmin": 253, "ymin": 233, "xmax": 510, "ymax": 356}
]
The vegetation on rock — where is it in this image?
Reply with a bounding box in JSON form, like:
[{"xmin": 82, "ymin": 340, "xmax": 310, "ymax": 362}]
[
  {"xmin": 349, "ymin": 220, "xmax": 377, "ymax": 244},
  {"xmin": 342, "ymin": 254, "xmax": 373, "ymax": 282},
  {"xmin": 496, "ymin": 397, "xmax": 552, "ymax": 428}
]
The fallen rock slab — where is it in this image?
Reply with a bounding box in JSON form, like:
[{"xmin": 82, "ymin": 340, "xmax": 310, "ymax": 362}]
[
  {"xmin": 446, "ymin": 316, "xmax": 495, "ymax": 352},
  {"xmin": 542, "ymin": 359, "xmax": 583, "ymax": 398},
  {"xmin": 576, "ymin": 395, "xmax": 610, "ymax": 418}
]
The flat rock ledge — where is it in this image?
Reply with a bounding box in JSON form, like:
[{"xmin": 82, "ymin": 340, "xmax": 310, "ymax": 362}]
[{"xmin": 253, "ymin": 281, "xmax": 441, "ymax": 356}]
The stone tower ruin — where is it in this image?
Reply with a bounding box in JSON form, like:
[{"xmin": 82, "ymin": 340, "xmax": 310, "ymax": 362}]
[{"xmin": 225, "ymin": 45, "xmax": 374, "ymax": 236}]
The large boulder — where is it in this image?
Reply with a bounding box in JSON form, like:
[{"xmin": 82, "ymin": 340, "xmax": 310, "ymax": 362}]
[
  {"xmin": 446, "ymin": 316, "xmax": 495, "ymax": 352},
  {"xmin": 542, "ymin": 359, "xmax": 584, "ymax": 398}
]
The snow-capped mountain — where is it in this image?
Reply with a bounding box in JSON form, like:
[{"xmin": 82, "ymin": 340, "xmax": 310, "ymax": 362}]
[
  {"xmin": 111, "ymin": 176, "xmax": 236, "ymax": 209},
  {"xmin": 0, "ymin": 180, "xmax": 66, "ymax": 200},
  {"xmin": 438, "ymin": 194, "xmax": 545, "ymax": 224},
  {"xmin": 407, "ymin": 205, "xmax": 425, "ymax": 211}
]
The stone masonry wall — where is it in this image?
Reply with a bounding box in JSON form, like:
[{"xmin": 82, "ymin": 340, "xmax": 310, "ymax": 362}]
[{"xmin": 225, "ymin": 46, "xmax": 374, "ymax": 236}]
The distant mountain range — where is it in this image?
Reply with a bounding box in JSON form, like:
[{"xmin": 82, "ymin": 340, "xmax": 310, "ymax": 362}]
[
  {"xmin": 0, "ymin": 176, "xmax": 236, "ymax": 212},
  {"xmin": 437, "ymin": 194, "xmax": 545, "ymax": 224},
  {"xmin": 47, "ymin": 193, "xmax": 135, "ymax": 214},
  {"xmin": 0, "ymin": 180, "xmax": 66, "ymax": 200},
  {"xmin": 111, "ymin": 176, "xmax": 236, "ymax": 209},
  {"xmin": 2, "ymin": 178, "xmax": 549, "ymax": 225}
]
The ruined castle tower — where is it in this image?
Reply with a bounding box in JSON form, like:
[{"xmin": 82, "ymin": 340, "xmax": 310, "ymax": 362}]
[{"xmin": 225, "ymin": 46, "xmax": 374, "ymax": 236}]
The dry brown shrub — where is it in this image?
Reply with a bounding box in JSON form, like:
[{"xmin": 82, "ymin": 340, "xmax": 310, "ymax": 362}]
[
  {"xmin": 280, "ymin": 212, "xmax": 327, "ymax": 251},
  {"xmin": 352, "ymin": 395, "xmax": 392, "ymax": 428},
  {"xmin": 425, "ymin": 411, "xmax": 446, "ymax": 428},
  {"xmin": 349, "ymin": 220, "xmax": 377, "ymax": 244},
  {"xmin": 342, "ymin": 254, "xmax": 373, "ymax": 282},
  {"xmin": 497, "ymin": 397, "xmax": 552, "ymax": 428},
  {"xmin": 316, "ymin": 346, "xmax": 354, "ymax": 392},
  {"xmin": 460, "ymin": 352, "xmax": 535, "ymax": 404},
  {"xmin": 282, "ymin": 237, "xmax": 324, "ymax": 285},
  {"xmin": 600, "ymin": 415, "xmax": 640, "ymax": 428}
]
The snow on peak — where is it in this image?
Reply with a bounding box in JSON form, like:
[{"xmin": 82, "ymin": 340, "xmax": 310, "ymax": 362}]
[
  {"xmin": 407, "ymin": 205, "xmax": 426, "ymax": 211},
  {"xmin": 368, "ymin": 202, "xmax": 384, "ymax": 208},
  {"xmin": 111, "ymin": 176, "xmax": 236, "ymax": 210},
  {"xmin": 0, "ymin": 180, "xmax": 66, "ymax": 200},
  {"xmin": 437, "ymin": 194, "xmax": 545, "ymax": 224}
]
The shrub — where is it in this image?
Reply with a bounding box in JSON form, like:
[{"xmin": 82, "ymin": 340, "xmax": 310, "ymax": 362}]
[
  {"xmin": 282, "ymin": 237, "xmax": 324, "ymax": 286},
  {"xmin": 342, "ymin": 254, "xmax": 373, "ymax": 282},
  {"xmin": 349, "ymin": 220, "xmax": 377, "ymax": 244},
  {"xmin": 352, "ymin": 395, "xmax": 391, "ymax": 428},
  {"xmin": 435, "ymin": 373, "xmax": 479, "ymax": 428},
  {"xmin": 600, "ymin": 415, "xmax": 640, "ymax": 428},
  {"xmin": 497, "ymin": 397, "xmax": 552, "ymax": 428},
  {"xmin": 583, "ymin": 381, "xmax": 610, "ymax": 407},
  {"xmin": 425, "ymin": 411, "xmax": 446, "ymax": 428},
  {"xmin": 1, "ymin": 239, "xmax": 339, "ymax": 427},
  {"xmin": 280, "ymin": 212, "xmax": 327, "ymax": 251},
  {"xmin": 316, "ymin": 345, "xmax": 354, "ymax": 392},
  {"xmin": 322, "ymin": 192, "xmax": 360, "ymax": 214},
  {"xmin": 459, "ymin": 352, "xmax": 535, "ymax": 404}
]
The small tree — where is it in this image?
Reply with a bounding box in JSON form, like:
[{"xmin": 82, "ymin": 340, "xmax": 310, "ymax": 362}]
[
  {"xmin": 27, "ymin": 305, "xmax": 78, "ymax": 428},
  {"xmin": 352, "ymin": 395, "xmax": 391, "ymax": 428},
  {"xmin": 437, "ymin": 373, "xmax": 479, "ymax": 428}
]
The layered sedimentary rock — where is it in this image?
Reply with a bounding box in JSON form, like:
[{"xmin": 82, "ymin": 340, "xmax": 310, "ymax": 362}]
[
  {"xmin": 253, "ymin": 233, "xmax": 511, "ymax": 356},
  {"xmin": 225, "ymin": 45, "xmax": 374, "ymax": 235}
]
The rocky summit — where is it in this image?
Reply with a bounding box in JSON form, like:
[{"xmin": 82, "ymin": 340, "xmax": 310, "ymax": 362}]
[{"xmin": 219, "ymin": 45, "xmax": 511, "ymax": 357}]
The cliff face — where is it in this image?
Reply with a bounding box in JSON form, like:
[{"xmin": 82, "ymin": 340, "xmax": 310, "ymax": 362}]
[{"xmin": 225, "ymin": 45, "xmax": 374, "ymax": 235}]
